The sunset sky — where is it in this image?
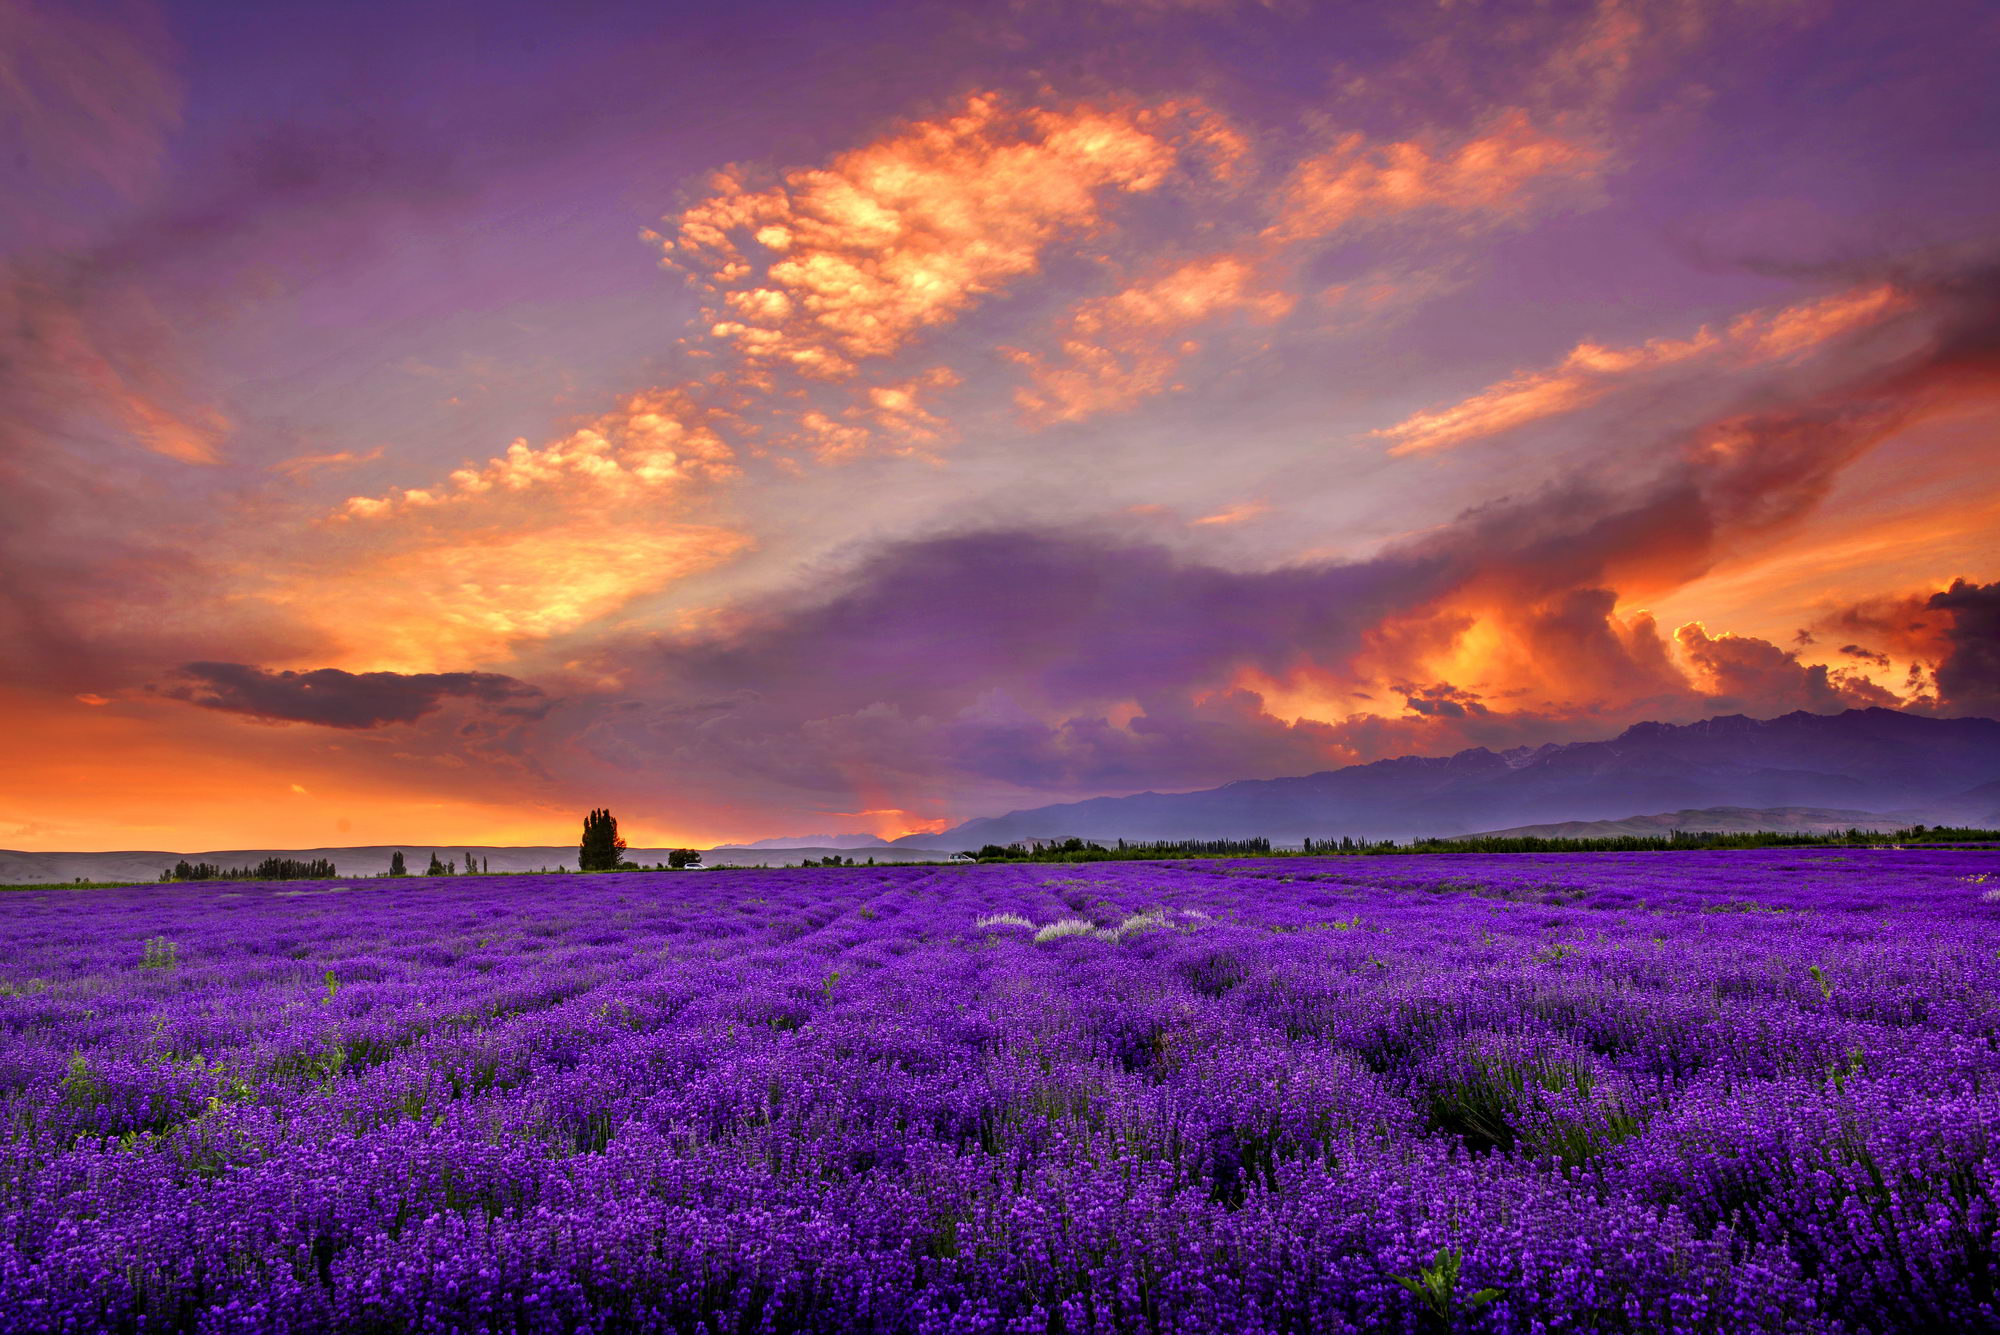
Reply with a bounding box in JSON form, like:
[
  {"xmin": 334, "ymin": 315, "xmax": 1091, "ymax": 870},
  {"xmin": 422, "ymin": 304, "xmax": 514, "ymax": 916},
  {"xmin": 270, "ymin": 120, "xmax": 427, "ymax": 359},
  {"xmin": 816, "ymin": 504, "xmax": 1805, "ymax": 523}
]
[{"xmin": 3, "ymin": 0, "xmax": 1997, "ymax": 851}]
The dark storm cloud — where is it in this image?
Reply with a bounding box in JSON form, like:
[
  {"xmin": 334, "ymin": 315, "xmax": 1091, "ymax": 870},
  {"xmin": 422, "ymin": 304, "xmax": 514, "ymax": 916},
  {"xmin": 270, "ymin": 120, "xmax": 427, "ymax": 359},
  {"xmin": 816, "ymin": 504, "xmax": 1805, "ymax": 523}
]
[
  {"xmin": 1397, "ymin": 683, "xmax": 1491, "ymax": 718},
  {"xmin": 164, "ymin": 663, "xmax": 546, "ymax": 729},
  {"xmin": 1926, "ymin": 579, "xmax": 2000, "ymax": 717}
]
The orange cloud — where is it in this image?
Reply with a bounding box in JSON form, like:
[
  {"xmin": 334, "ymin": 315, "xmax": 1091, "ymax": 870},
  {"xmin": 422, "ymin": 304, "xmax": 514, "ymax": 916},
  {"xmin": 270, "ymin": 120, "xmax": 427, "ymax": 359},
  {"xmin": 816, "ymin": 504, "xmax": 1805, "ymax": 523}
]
[
  {"xmin": 1191, "ymin": 499, "xmax": 1270, "ymax": 526},
  {"xmin": 1732, "ymin": 283, "xmax": 1905, "ymax": 361},
  {"xmin": 1266, "ymin": 109, "xmax": 1605, "ymax": 244},
  {"xmin": 1377, "ymin": 283, "xmax": 1909, "ymax": 455},
  {"xmin": 1378, "ymin": 329, "xmax": 1718, "ymax": 456},
  {"xmin": 1013, "ymin": 254, "xmax": 1293, "ymax": 422},
  {"xmin": 342, "ymin": 386, "xmax": 735, "ymax": 519},
  {"xmin": 269, "ymin": 522, "xmax": 751, "ymax": 674},
  {"xmin": 795, "ymin": 409, "xmax": 873, "ymax": 462},
  {"xmin": 826, "ymin": 807, "xmax": 950, "ymax": 840},
  {"xmin": 115, "ymin": 386, "xmax": 231, "ymax": 464},
  {"xmin": 789, "ymin": 365, "xmax": 964, "ymax": 462},
  {"xmin": 659, "ymin": 94, "xmax": 1207, "ymax": 377},
  {"xmin": 304, "ymin": 383, "xmax": 756, "ymax": 674},
  {"xmin": 271, "ymin": 445, "xmax": 385, "ymax": 480},
  {"xmin": 863, "ymin": 367, "xmax": 960, "ymax": 442},
  {"xmin": 3, "ymin": 276, "xmax": 232, "ymax": 463}
]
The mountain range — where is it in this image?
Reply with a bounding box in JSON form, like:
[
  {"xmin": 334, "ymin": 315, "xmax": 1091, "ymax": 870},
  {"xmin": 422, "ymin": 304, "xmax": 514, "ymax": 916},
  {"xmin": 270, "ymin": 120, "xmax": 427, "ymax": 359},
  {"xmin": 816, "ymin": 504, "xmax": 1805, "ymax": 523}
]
[{"xmin": 896, "ymin": 708, "xmax": 2000, "ymax": 848}]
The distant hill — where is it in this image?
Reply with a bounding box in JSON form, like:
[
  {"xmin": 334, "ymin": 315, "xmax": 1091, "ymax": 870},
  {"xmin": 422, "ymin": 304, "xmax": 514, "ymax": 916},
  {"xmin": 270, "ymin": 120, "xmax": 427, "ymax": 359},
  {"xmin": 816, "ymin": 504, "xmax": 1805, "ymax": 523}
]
[
  {"xmin": 903, "ymin": 708, "xmax": 2000, "ymax": 847},
  {"xmin": 731, "ymin": 832, "xmax": 899, "ymax": 850},
  {"xmin": 1453, "ymin": 806, "xmax": 1908, "ymax": 841},
  {"xmin": 1907, "ymin": 776, "xmax": 2000, "ymax": 827}
]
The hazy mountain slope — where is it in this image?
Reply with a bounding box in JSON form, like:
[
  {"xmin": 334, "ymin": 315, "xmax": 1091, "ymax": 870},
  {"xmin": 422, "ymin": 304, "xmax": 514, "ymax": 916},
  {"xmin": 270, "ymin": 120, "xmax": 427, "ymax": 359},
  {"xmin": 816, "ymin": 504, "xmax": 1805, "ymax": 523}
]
[
  {"xmin": 1454, "ymin": 806, "xmax": 1906, "ymax": 840},
  {"xmin": 1896, "ymin": 777, "xmax": 2000, "ymax": 827},
  {"xmin": 911, "ymin": 709, "xmax": 2000, "ymax": 846},
  {"xmin": 732, "ymin": 833, "xmax": 897, "ymax": 850},
  {"xmin": 701, "ymin": 845, "xmax": 950, "ymax": 865}
]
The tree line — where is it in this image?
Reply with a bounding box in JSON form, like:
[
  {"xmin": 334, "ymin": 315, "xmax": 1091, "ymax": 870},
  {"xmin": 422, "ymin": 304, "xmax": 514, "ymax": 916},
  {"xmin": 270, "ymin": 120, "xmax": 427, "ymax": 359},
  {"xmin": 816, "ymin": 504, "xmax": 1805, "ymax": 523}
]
[
  {"xmin": 953, "ymin": 825, "xmax": 2000, "ymax": 863},
  {"xmin": 963, "ymin": 837, "xmax": 1274, "ymax": 862},
  {"xmin": 159, "ymin": 857, "xmax": 337, "ymax": 883}
]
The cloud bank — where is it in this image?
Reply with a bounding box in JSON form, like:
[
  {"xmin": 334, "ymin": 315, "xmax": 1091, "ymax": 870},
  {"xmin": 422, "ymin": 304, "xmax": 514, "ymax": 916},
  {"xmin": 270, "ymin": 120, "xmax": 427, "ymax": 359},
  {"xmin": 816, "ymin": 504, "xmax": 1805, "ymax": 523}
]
[{"xmin": 163, "ymin": 663, "xmax": 546, "ymax": 729}]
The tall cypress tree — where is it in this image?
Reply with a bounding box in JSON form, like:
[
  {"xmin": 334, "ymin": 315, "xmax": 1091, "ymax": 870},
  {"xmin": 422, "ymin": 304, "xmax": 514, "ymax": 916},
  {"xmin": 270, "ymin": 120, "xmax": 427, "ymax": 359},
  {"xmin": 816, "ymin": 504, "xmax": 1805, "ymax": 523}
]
[
  {"xmin": 579, "ymin": 808, "xmax": 626, "ymax": 871},
  {"xmin": 389, "ymin": 851, "xmax": 407, "ymax": 876}
]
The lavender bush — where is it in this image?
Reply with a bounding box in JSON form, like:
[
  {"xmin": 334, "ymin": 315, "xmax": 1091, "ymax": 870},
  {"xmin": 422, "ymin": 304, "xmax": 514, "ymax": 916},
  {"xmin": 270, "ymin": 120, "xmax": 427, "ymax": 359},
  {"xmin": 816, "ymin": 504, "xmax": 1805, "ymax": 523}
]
[{"xmin": 3, "ymin": 848, "xmax": 1998, "ymax": 1331}]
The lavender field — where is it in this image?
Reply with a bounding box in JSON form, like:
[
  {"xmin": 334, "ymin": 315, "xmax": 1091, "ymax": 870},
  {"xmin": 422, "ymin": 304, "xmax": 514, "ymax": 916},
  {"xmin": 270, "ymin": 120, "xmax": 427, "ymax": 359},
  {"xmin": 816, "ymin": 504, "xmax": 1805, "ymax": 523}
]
[{"xmin": 3, "ymin": 850, "xmax": 1998, "ymax": 1333}]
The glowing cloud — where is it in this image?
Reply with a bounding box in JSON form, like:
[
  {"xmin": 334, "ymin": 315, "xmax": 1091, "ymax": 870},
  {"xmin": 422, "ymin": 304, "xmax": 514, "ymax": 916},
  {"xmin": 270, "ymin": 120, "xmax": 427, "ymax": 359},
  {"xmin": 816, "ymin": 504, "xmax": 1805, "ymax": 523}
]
[
  {"xmin": 272, "ymin": 523, "xmax": 750, "ymax": 674},
  {"xmin": 1377, "ymin": 284, "xmax": 1909, "ymax": 456},
  {"xmin": 1266, "ymin": 110, "xmax": 1605, "ymax": 244},
  {"xmin": 1191, "ymin": 499, "xmax": 1270, "ymax": 526},
  {"xmin": 659, "ymin": 95, "xmax": 1205, "ymax": 377},
  {"xmin": 343, "ymin": 388, "xmax": 736, "ymax": 519},
  {"xmin": 1014, "ymin": 255, "xmax": 1293, "ymax": 422}
]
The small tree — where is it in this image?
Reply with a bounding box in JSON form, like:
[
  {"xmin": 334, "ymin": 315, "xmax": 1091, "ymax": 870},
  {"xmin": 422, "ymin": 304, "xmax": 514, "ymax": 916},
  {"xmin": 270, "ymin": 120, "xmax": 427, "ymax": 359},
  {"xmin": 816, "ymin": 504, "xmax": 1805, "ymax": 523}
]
[
  {"xmin": 389, "ymin": 851, "xmax": 407, "ymax": 877},
  {"xmin": 426, "ymin": 852, "xmax": 446, "ymax": 876},
  {"xmin": 579, "ymin": 808, "xmax": 626, "ymax": 871},
  {"xmin": 668, "ymin": 848, "xmax": 702, "ymax": 869}
]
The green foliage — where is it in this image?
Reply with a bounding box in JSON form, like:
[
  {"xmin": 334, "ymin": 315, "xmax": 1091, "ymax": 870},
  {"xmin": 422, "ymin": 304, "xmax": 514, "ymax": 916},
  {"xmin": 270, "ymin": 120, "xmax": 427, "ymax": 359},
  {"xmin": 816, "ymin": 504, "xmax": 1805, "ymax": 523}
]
[
  {"xmin": 1426, "ymin": 1046, "xmax": 1642, "ymax": 1168},
  {"xmin": 668, "ymin": 848, "xmax": 702, "ymax": 869},
  {"xmin": 140, "ymin": 937, "xmax": 179, "ymax": 971},
  {"xmin": 323, "ymin": 970, "xmax": 341, "ymax": 1004},
  {"xmin": 1401, "ymin": 825, "xmax": 2000, "ymax": 855},
  {"xmin": 59, "ymin": 1052, "xmax": 105, "ymax": 1109},
  {"xmin": 1392, "ymin": 1247, "xmax": 1499, "ymax": 1328},
  {"xmin": 426, "ymin": 852, "xmax": 447, "ymax": 876},
  {"xmin": 578, "ymin": 808, "xmax": 626, "ymax": 871},
  {"xmin": 970, "ymin": 836, "xmax": 1275, "ymax": 863},
  {"xmin": 1810, "ymin": 964, "xmax": 1834, "ymax": 1001},
  {"xmin": 388, "ymin": 851, "xmax": 407, "ymax": 876},
  {"xmin": 1826, "ymin": 1045, "xmax": 1867, "ymax": 1093}
]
